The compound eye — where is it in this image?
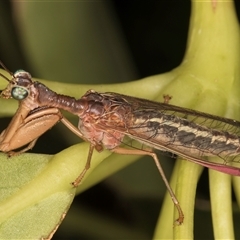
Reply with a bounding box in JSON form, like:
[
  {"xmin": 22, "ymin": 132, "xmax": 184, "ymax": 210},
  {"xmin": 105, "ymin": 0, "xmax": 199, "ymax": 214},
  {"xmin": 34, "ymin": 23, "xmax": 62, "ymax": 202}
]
[{"xmin": 11, "ymin": 86, "xmax": 29, "ymax": 100}]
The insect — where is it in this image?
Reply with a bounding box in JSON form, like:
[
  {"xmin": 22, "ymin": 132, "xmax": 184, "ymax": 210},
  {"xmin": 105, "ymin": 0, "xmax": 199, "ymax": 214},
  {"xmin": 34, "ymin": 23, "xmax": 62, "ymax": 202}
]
[
  {"xmin": 0, "ymin": 63, "xmax": 87, "ymax": 156},
  {"xmin": 1, "ymin": 63, "xmax": 240, "ymax": 225}
]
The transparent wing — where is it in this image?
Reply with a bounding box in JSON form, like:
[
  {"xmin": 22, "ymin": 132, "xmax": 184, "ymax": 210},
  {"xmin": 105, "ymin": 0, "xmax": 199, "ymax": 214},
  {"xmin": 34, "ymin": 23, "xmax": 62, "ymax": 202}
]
[{"xmin": 93, "ymin": 92, "xmax": 240, "ymax": 168}]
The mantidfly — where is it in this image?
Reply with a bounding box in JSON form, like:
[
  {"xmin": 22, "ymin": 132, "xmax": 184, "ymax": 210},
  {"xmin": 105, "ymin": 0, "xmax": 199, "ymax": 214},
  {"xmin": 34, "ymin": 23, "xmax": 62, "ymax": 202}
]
[{"xmin": 1, "ymin": 63, "xmax": 240, "ymax": 225}]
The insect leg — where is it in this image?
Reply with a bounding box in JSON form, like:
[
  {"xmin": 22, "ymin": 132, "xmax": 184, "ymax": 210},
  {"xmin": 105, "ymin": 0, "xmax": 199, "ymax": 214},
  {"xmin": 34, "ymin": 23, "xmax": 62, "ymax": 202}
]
[
  {"xmin": 7, "ymin": 139, "xmax": 38, "ymax": 157},
  {"xmin": 60, "ymin": 117, "xmax": 91, "ymax": 143},
  {"xmin": 72, "ymin": 144, "xmax": 95, "ymax": 187},
  {"xmin": 111, "ymin": 147, "xmax": 184, "ymax": 225}
]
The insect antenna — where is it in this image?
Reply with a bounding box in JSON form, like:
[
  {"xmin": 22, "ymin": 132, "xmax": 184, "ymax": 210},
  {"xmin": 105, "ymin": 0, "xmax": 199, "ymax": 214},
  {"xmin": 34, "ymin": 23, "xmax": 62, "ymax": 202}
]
[{"xmin": 0, "ymin": 61, "xmax": 13, "ymax": 83}]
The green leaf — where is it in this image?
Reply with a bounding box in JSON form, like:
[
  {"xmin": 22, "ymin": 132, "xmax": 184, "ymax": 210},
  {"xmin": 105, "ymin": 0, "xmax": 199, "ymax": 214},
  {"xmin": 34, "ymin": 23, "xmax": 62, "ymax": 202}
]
[{"xmin": 0, "ymin": 142, "xmax": 142, "ymax": 238}]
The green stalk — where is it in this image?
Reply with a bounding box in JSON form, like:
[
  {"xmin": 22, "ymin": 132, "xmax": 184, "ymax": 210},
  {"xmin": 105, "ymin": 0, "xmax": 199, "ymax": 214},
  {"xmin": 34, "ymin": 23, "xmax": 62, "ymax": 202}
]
[{"xmin": 154, "ymin": 0, "xmax": 240, "ymax": 239}]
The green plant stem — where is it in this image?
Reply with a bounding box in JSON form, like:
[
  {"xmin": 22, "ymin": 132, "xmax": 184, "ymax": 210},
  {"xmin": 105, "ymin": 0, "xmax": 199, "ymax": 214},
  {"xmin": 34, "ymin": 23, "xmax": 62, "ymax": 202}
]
[
  {"xmin": 209, "ymin": 169, "xmax": 234, "ymax": 239},
  {"xmin": 154, "ymin": 0, "xmax": 240, "ymax": 239}
]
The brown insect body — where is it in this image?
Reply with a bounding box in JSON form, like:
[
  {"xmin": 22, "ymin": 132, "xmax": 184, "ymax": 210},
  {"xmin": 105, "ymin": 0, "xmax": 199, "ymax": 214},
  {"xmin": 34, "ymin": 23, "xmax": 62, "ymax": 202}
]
[
  {"xmin": 76, "ymin": 91, "xmax": 240, "ymax": 165},
  {"xmin": 2, "ymin": 66, "xmax": 240, "ymax": 224}
]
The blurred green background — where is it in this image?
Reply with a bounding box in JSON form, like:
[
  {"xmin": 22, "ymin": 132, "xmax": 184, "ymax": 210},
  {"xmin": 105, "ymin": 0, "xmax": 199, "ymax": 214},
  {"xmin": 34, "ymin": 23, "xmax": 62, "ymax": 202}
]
[{"xmin": 1, "ymin": 1, "xmax": 240, "ymax": 239}]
